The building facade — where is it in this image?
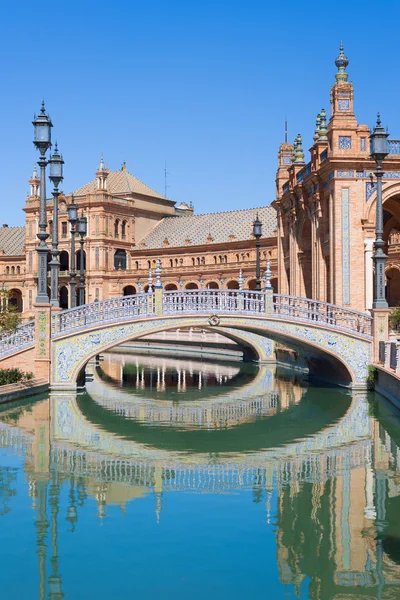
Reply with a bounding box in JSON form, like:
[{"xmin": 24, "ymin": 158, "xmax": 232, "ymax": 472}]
[
  {"xmin": 0, "ymin": 160, "xmax": 277, "ymax": 319},
  {"xmin": 275, "ymin": 44, "xmax": 400, "ymax": 312}
]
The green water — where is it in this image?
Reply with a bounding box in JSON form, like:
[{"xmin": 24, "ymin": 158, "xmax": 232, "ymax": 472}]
[{"xmin": 0, "ymin": 352, "xmax": 400, "ymax": 599}]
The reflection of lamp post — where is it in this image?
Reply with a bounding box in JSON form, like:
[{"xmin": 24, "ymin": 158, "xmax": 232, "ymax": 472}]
[
  {"xmin": 76, "ymin": 212, "xmax": 87, "ymax": 306},
  {"xmin": 33, "ymin": 101, "xmax": 53, "ymax": 303},
  {"xmin": 48, "ymin": 143, "xmax": 64, "ymax": 307},
  {"xmin": 67, "ymin": 197, "xmax": 78, "ymax": 308},
  {"xmin": 370, "ymin": 113, "xmax": 389, "ymax": 308},
  {"xmin": 253, "ymin": 214, "xmax": 262, "ymax": 291}
]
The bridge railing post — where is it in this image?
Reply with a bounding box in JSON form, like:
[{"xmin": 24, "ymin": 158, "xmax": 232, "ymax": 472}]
[
  {"xmin": 154, "ymin": 258, "xmax": 162, "ymax": 316},
  {"xmin": 33, "ymin": 302, "xmax": 54, "ymax": 383},
  {"xmin": 371, "ymin": 308, "xmax": 390, "ymax": 364},
  {"xmin": 264, "ymin": 288, "xmax": 273, "ymax": 316}
]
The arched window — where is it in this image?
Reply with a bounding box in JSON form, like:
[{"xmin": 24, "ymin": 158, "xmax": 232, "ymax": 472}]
[
  {"xmin": 236, "ymin": 254, "xmax": 240, "ymax": 262},
  {"xmin": 170, "ymin": 259, "xmax": 173, "ymax": 268},
  {"xmin": 175, "ymin": 258, "xmax": 178, "ymax": 267},
  {"xmin": 219, "ymin": 256, "xmax": 224, "ymax": 264},
  {"xmin": 147, "ymin": 260, "xmax": 151, "ymax": 269},
  {"xmin": 5, "ymin": 267, "xmax": 9, "ymax": 275},
  {"xmin": 121, "ymin": 221, "xmax": 127, "ymax": 239},
  {"xmin": 153, "ymin": 259, "xmax": 156, "ymax": 267},
  {"xmin": 11, "ymin": 266, "xmax": 15, "ymax": 275},
  {"xmin": 224, "ymin": 255, "xmax": 228, "ymax": 264},
  {"xmin": 9, "ymin": 289, "xmax": 23, "ymax": 312},
  {"xmin": 197, "ymin": 257, "xmax": 200, "ymax": 265},
  {"xmin": 214, "ymin": 256, "xmax": 217, "ymax": 265},
  {"xmin": 114, "ymin": 249, "xmax": 127, "ymax": 270},
  {"xmin": 59, "ymin": 286, "xmax": 68, "ymax": 309},
  {"xmin": 60, "ymin": 251, "xmax": 69, "ymax": 272},
  {"xmin": 201, "ymin": 257, "xmax": 205, "ymax": 265},
  {"xmin": 123, "ymin": 285, "xmax": 136, "ymax": 296},
  {"xmin": 16, "ymin": 266, "xmax": 20, "ymax": 275},
  {"xmin": 192, "ymin": 257, "xmax": 195, "ymax": 266},
  {"xmin": 114, "ymin": 219, "xmax": 120, "ymax": 238}
]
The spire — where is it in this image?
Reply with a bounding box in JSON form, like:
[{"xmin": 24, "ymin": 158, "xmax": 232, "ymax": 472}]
[
  {"xmin": 284, "ymin": 119, "xmax": 288, "ymax": 143},
  {"xmin": 32, "ymin": 165, "xmax": 39, "ymax": 180},
  {"xmin": 313, "ymin": 114, "xmax": 321, "ymax": 143},
  {"xmin": 96, "ymin": 155, "xmax": 108, "ymax": 190},
  {"xmin": 335, "ymin": 41, "xmax": 349, "ymax": 82},
  {"xmin": 98, "ymin": 154, "xmax": 105, "ymax": 171},
  {"xmin": 318, "ymin": 109, "xmax": 328, "ymax": 141},
  {"xmin": 293, "ymin": 134, "xmax": 305, "ymax": 163}
]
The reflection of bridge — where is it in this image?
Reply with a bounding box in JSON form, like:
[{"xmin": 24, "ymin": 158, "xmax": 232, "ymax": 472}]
[{"xmin": 1, "ymin": 289, "xmax": 374, "ymax": 389}]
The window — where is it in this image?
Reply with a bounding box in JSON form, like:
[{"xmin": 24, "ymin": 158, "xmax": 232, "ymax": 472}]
[
  {"xmin": 192, "ymin": 258, "xmax": 195, "ymax": 266},
  {"xmin": 95, "ymin": 247, "xmax": 100, "ymax": 269},
  {"xmin": 114, "ymin": 219, "xmax": 120, "ymax": 238},
  {"xmin": 61, "ymin": 221, "xmax": 67, "ymax": 238},
  {"xmin": 11, "ymin": 267, "xmax": 15, "ymax": 275},
  {"xmin": 135, "ymin": 261, "xmax": 140, "ymax": 269},
  {"xmin": 170, "ymin": 259, "xmax": 173, "ymax": 268},
  {"xmin": 5, "ymin": 267, "xmax": 9, "ymax": 275},
  {"xmin": 147, "ymin": 260, "xmax": 151, "ymax": 269},
  {"xmin": 16, "ymin": 266, "xmax": 20, "ymax": 274},
  {"xmin": 360, "ymin": 138, "xmax": 367, "ymax": 151},
  {"xmin": 114, "ymin": 249, "xmax": 127, "ymax": 270},
  {"xmin": 122, "ymin": 221, "xmax": 127, "ymax": 239}
]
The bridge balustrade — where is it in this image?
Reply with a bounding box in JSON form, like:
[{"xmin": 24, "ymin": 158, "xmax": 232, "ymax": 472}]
[
  {"xmin": 273, "ymin": 294, "xmax": 372, "ymax": 337},
  {"xmin": 0, "ymin": 320, "xmax": 35, "ymax": 357},
  {"xmin": 162, "ymin": 290, "xmax": 265, "ymax": 315},
  {"xmin": 52, "ymin": 293, "xmax": 152, "ymax": 336}
]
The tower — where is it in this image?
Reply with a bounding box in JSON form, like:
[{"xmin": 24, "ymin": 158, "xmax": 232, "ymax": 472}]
[
  {"xmin": 96, "ymin": 155, "xmax": 109, "ymax": 190},
  {"xmin": 329, "ymin": 42, "xmax": 356, "ymax": 128},
  {"xmin": 29, "ymin": 165, "xmax": 40, "ymax": 197}
]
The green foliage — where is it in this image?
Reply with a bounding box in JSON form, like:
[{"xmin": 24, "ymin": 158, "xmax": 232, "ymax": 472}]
[
  {"xmin": 0, "ymin": 368, "xmax": 34, "ymax": 386},
  {"xmin": 367, "ymin": 365, "xmax": 378, "ymax": 385},
  {"xmin": 389, "ymin": 307, "xmax": 400, "ymax": 332},
  {"xmin": 0, "ymin": 289, "xmax": 20, "ymax": 334}
]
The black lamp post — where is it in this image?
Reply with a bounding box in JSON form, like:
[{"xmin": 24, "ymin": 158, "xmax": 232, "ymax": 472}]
[
  {"xmin": 370, "ymin": 113, "xmax": 389, "ymax": 309},
  {"xmin": 76, "ymin": 212, "xmax": 87, "ymax": 306},
  {"xmin": 253, "ymin": 214, "xmax": 262, "ymax": 291},
  {"xmin": 67, "ymin": 197, "xmax": 78, "ymax": 308},
  {"xmin": 48, "ymin": 143, "xmax": 64, "ymax": 307},
  {"xmin": 32, "ymin": 101, "xmax": 53, "ymax": 303}
]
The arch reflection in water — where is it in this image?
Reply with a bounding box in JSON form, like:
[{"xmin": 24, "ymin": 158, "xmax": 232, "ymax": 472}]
[{"xmin": 0, "ymin": 356, "xmax": 399, "ymax": 598}]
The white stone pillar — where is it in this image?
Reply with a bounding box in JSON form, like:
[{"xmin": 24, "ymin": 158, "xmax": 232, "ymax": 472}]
[{"xmin": 364, "ymin": 238, "xmax": 374, "ymax": 310}]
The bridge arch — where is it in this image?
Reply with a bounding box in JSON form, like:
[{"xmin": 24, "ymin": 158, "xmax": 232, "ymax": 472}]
[{"xmin": 51, "ymin": 311, "xmax": 369, "ymax": 391}]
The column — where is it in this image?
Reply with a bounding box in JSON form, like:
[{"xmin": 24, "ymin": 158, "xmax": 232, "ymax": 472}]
[{"xmin": 364, "ymin": 238, "xmax": 374, "ymax": 310}]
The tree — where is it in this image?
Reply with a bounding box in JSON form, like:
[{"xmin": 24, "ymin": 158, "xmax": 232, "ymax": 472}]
[{"xmin": 0, "ymin": 289, "xmax": 20, "ymax": 334}]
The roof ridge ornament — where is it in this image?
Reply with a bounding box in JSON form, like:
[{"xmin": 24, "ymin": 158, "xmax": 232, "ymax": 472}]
[
  {"xmin": 335, "ymin": 41, "xmax": 349, "ymax": 82},
  {"xmin": 293, "ymin": 134, "xmax": 305, "ymax": 164},
  {"xmin": 318, "ymin": 109, "xmax": 328, "ymax": 142},
  {"xmin": 313, "ymin": 114, "xmax": 321, "ymax": 143}
]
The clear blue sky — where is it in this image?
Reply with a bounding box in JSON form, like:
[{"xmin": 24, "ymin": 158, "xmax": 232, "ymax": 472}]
[{"xmin": 1, "ymin": 0, "xmax": 400, "ymax": 225}]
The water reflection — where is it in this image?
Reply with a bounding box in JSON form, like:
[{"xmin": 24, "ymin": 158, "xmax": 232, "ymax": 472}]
[{"xmin": 0, "ymin": 353, "xmax": 400, "ymax": 599}]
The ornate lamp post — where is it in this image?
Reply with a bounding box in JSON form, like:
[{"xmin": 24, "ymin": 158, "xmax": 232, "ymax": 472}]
[
  {"xmin": 67, "ymin": 197, "xmax": 78, "ymax": 308},
  {"xmin": 32, "ymin": 101, "xmax": 53, "ymax": 303},
  {"xmin": 48, "ymin": 143, "xmax": 64, "ymax": 307},
  {"xmin": 76, "ymin": 212, "xmax": 87, "ymax": 306},
  {"xmin": 253, "ymin": 214, "xmax": 262, "ymax": 291},
  {"xmin": 370, "ymin": 114, "xmax": 389, "ymax": 309}
]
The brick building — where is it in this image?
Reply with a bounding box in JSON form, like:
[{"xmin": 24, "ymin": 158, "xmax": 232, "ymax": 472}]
[
  {"xmin": 275, "ymin": 43, "xmax": 400, "ymax": 312},
  {"xmin": 0, "ymin": 159, "xmax": 277, "ymax": 319}
]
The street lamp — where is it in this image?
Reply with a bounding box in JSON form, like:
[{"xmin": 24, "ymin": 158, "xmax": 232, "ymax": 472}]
[
  {"xmin": 253, "ymin": 214, "xmax": 262, "ymax": 291},
  {"xmin": 76, "ymin": 212, "xmax": 87, "ymax": 306},
  {"xmin": 32, "ymin": 101, "xmax": 53, "ymax": 303},
  {"xmin": 48, "ymin": 143, "xmax": 64, "ymax": 307},
  {"xmin": 67, "ymin": 196, "xmax": 78, "ymax": 308},
  {"xmin": 370, "ymin": 113, "xmax": 389, "ymax": 309}
]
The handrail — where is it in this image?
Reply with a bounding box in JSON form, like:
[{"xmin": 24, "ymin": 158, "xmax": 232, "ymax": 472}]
[
  {"xmin": 0, "ymin": 320, "xmax": 35, "ymax": 357},
  {"xmin": 51, "ymin": 293, "xmax": 153, "ymax": 336},
  {"xmin": 50, "ymin": 290, "xmax": 373, "ymax": 339}
]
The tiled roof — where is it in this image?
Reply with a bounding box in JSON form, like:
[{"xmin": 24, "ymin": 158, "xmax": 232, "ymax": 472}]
[
  {"xmin": 73, "ymin": 168, "xmax": 164, "ymax": 199},
  {"xmin": 135, "ymin": 205, "xmax": 277, "ymax": 249},
  {"xmin": 0, "ymin": 227, "xmax": 25, "ymax": 256}
]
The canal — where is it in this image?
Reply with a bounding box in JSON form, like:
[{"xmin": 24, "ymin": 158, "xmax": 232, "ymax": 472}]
[{"xmin": 0, "ymin": 351, "xmax": 399, "ymax": 599}]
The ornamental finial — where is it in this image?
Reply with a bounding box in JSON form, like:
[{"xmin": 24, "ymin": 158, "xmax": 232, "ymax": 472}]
[
  {"xmin": 318, "ymin": 109, "xmax": 328, "ymax": 142},
  {"xmin": 98, "ymin": 154, "xmax": 105, "ymax": 171},
  {"xmin": 376, "ymin": 112, "xmax": 381, "ymax": 127},
  {"xmin": 335, "ymin": 41, "xmax": 349, "ymax": 82},
  {"xmin": 40, "ymin": 99, "xmax": 46, "ymax": 114},
  {"xmin": 293, "ymin": 134, "xmax": 305, "ymax": 164},
  {"xmin": 32, "ymin": 164, "xmax": 39, "ymax": 180},
  {"xmin": 313, "ymin": 114, "xmax": 321, "ymax": 143},
  {"xmin": 147, "ymin": 268, "xmax": 153, "ymax": 292},
  {"xmin": 264, "ymin": 259, "xmax": 272, "ymax": 290},
  {"xmin": 238, "ymin": 269, "xmax": 244, "ymax": 290},
  {"xmin": 155, "ymin": 258, "xmax": 162, "ymax": 288}
]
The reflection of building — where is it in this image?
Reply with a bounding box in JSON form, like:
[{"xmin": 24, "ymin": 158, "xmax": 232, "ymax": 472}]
[
  {"xmin": 0, "ymin": 383, "xmax": 399, "ymax": 598},
  {"xmin": 275, "ymin": 415, "xmax": 400, "ymax": 598},
  {"xmin": 275, "ymin": 44, "xmax": 400, "ymax": 310},
  {"xmin": 2, "ymin": 160, "xmax": 277, "ymax": 318}
]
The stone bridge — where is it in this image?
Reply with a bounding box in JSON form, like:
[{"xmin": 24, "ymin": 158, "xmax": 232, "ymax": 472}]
[{"xmin": 0, "ymin": 289, "xmax": 375, "ymax": 390}]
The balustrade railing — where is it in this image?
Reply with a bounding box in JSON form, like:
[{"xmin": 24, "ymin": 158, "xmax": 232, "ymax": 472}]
[
  {"xmin": 388, "ymin": 140, "xmax": 400, "ymax": 155},
  {"xmin": 381, "ymin": 336, "xmax": 400, "ymax": 375},
  {"xmin": 51, "ymin": 293, "xmax": 153, "ymax": 336},
  {"xmin": 162, "ymin": 290, "xmax": 265, "ymax": 315},
  {"xmin": 2, "ymin": 290, "xmax": 372, "ymax": 345},
  {"xmin": 0, "ymin": 320, "xmax": 35, "ymax": 357},
  {"xmin": 273, "ymin": 294, "xmax": 372, "ymax": 337}
]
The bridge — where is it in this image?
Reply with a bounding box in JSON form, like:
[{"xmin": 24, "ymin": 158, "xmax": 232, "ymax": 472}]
[{"xmin": 0, "ymin": 288, "xmax": 376, "ymax": 390}]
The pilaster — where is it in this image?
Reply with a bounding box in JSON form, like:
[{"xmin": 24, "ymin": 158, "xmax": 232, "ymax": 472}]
[
  {"xmin": 33, "ymin": 303, "xmax": 52, "ymax": 382},
  {"xmin": 371, "ymin": 308, "xmax": 390, "ymax": 363}
]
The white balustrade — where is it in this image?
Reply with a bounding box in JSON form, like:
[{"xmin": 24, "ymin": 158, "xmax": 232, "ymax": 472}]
[
  {"xmin": 0, "ymin": 320, "xmax": 35, "ymax": 357},
  {"xmin": 3, "ymin": 290, "xmax": 372, "ymax": 342},
  {"xmin": 51, "ymin": 293, "xmax": 153, "ymax": 336}
]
